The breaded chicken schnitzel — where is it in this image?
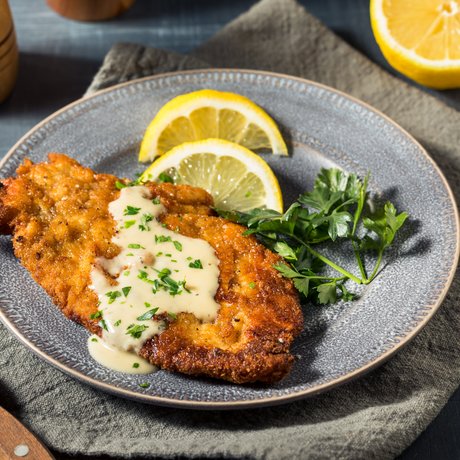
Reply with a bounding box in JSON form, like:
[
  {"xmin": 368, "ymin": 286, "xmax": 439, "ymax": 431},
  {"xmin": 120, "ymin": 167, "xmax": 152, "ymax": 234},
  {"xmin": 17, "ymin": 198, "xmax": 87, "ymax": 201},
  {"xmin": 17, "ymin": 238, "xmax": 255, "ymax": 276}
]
[{"xmin": 0, "ymin": 154, "xmax": 303, "ymax": 384}]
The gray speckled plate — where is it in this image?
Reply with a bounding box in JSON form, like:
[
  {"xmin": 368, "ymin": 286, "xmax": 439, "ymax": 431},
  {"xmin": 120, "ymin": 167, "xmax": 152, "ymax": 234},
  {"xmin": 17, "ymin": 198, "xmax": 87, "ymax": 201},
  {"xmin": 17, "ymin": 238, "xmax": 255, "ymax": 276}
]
[{"xmin": 0, "ymin": 70, "xmax": 458, "ymax": 410}]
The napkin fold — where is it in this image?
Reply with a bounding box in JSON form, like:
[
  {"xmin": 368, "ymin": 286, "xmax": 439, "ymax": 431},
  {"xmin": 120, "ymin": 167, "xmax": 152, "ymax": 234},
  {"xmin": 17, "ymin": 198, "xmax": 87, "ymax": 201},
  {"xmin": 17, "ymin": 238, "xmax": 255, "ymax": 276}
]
[{"xmin": 3, "ymin": 0, "xmax": 460, "ymax": 459}]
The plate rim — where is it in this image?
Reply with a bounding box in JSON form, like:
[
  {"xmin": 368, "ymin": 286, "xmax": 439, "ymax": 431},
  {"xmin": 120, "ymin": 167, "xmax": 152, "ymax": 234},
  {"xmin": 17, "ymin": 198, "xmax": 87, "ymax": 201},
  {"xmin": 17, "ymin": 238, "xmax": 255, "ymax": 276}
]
[{"xmin": 1, "ymin": 68, "xmax": 458, "ymax": 410}]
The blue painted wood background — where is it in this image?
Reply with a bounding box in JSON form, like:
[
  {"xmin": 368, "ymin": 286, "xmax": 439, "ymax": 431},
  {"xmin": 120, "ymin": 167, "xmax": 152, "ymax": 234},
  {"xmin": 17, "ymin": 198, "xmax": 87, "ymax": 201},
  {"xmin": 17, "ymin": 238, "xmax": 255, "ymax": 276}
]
[{"xmin": 1, "ymin": 1, "xmax": 460, "ymax": 459}]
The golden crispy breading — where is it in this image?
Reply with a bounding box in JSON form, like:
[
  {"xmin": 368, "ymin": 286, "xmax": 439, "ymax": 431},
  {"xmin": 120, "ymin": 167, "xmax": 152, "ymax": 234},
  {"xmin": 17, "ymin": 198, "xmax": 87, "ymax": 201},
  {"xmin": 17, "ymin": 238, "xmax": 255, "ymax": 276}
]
[{"xmin": 0, "ymin": 154, "xmax": 303, "ymax": 384}]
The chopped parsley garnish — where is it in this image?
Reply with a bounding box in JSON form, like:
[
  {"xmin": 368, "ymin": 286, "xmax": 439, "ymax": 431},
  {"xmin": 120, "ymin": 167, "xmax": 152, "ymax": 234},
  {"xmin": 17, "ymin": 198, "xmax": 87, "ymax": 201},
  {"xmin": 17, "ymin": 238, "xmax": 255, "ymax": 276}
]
[
  {"xmin": 156, "ymin": 252, "xmax": 163, "ymax": 256},
  {"xmin": 137, "ymin": 308, "xmax": 159, "ymax": 321},
  {"xmin": 91, "ymin": 338, "xmax": 98, "ymax": 342},
  {"xmin": 165, "ymin": 254, "xmax": 172, "ymax": 257},
  {"xmin": 100, "ymin": 319, "xmax": 109, "ymax": 331},
  {"xmin": 160, "ymin": 323, "xmax": 168, "ymax": 328},
  {"xmin": 133, "ymin": 363, "xmax": 140, "ymax": 368},
  {"xmin": 124, "ymin": 270, "xmax": 130, "ymax": 276},
  {"xmin": 145, "ymin": 302, "xmax": 151, "ymax": 308},
  {"xmin": 115, "ymin": 181, "xmax": 127, "ymax": 190},
  {"xmin": 122, "ymin": 286, "xmax": 131, "ymax": 298},
  {"xmin": 173, "ymin": 241, "xmax": 182, "ymax": 252},
  {"xmin": 126, "ymin": 253, "xmax": 134, "ymax": 256},
  {"xmin": 152, "ymin": 198, "xmax": 161, "ymax": 205},
  {"xmin": 124, "ymin": 220, "xmax": 136, "ymax": 228},
  {"xmin": 124, "ymin": 206, "xmax": 141, "ymax": 216},
  {"xmin": 168, "ymin": 312, "xmax": 177, "ymax": 319},
  {"xmin": 162, "ymin": 224, "xmax": 168, "ymax": 228},
  {"xmin": 171, "ymin": 260, "xmax": 177, "ymax": 263},
  {"xmin": 186, "ymin": 256, "xmax": 193, "ymax": 261},
  {"xmin": 125, "ymin": 324, "xmax": 149, "ymax": 339},
  {"xmin": 175, "ymin": 227, "xmax": 180, "ymax": 233},
  {"xmin": 114, "ymin": 320, "xmax": 121, "ymax": 326},
  {"xmin": 249, "ymin": 282, "xmax": 255, "ymax": 289},
  {"xmin": 140, "ymin": 382, "xmax": 149, "ymax": 388},
  {"xmin": 138, "ymin": 270, "xmax": 150, "ymax": 281},
  {"xmin": 189, "ymin": 259, "xmax": 203, "ymax": 269},
  {"xmin": 245, "ymin": 191, "xmax": 252, "ymax": 198},
  {"xmin": 105, "ymin": 290, "xmax": 122, "ymax": 304},
  {"xmin": 90, "ymin": 310, "xmax": 103, "ymax": 319},
  {"xmin": 139, "ymin": 212, "xmax": 154, "ymax": 231},
  {"xmin": 158, "ymin": 173, "xmax": 174, "ymax": 184},
  {"xmin": 139, "ymin": 268, "xmax": 190, "ymax": 296},
  {"xmin": 97, "ymin": 301, "xmax": 101, "ymax": 306},
  {"xmin": 157, "ymin": 268, "xmax": 171, "ymax": 278},
  {"xmin": 127, "ymin": 244, "xmax": 145, "ymax": 249},
  {"xmin": 115, "ymin": 176, "xmax": 148, "ymax": 190},
  {"xmin": 155, "ymin": 235, "xmax": 172, "ymax": 244},
  {"xmin": 179, "ymin": 217, "xmax": 182, "ymax": 221}
]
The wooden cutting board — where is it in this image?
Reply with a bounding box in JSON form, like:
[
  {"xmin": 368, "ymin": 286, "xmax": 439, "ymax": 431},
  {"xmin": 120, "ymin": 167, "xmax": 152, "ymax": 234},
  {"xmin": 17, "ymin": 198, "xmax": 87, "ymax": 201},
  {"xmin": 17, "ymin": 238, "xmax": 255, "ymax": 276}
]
[{"xmin": 0, "ymin": 407, "xmax": 55, "ymax": 460}]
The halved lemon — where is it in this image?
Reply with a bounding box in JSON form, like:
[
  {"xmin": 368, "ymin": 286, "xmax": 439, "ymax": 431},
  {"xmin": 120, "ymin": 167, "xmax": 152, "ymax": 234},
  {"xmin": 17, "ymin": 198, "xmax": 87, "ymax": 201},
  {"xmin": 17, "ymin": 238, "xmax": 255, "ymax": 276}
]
[
  {"xmin": 138, "ymin": 89, "xmax": 288, "ymax": 162},
  {"xmin": 371, "ymin": 0, "xmax": 460, "ymax": 89},
  {"xmin": 142, "ymin": 138, "xmax": 283, "ymax": 212}
]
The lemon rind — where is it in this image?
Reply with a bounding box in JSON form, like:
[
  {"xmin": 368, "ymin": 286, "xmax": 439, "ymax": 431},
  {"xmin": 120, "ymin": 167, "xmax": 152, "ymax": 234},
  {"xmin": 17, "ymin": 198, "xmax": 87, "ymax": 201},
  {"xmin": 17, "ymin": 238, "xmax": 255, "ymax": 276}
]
[
  {"xmin": 370, "ymin": 0, "xmax": 460, "ymax": 89},
  {"xmin": 142, "ymin": 138, "xmax": 283, "ymax": 212},
  {"xmin": 139, "ymin": 90, "xmax": 288, "ymax": 162}
]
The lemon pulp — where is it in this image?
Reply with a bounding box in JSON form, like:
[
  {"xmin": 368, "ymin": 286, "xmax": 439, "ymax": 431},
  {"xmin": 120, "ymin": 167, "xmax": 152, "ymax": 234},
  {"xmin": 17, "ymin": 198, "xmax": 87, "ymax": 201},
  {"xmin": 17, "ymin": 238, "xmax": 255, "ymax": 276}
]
[
  {"xmin": 142, "ymin": 138, "xmax": 283, "ymax": 213},
  {"xmin": 139, "ymin": 90, "xmax": 288, "ymax": 162},
  {"xmin": 371, "ymin": 0, "xmax": 460, "ymax": 88}
]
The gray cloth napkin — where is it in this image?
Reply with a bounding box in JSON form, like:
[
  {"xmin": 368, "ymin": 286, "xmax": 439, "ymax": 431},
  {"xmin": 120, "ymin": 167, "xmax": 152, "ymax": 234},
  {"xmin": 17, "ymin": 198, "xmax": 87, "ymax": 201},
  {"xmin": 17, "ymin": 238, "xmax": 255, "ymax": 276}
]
[{"xmin": 3, "ymin": 0, "xmax": 460, "ymax": 459}]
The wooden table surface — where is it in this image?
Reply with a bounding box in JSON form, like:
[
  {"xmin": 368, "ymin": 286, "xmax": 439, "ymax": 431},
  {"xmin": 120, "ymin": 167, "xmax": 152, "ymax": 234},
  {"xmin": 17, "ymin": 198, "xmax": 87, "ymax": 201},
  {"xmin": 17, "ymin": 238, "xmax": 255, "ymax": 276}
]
[{"xmin": 1, "ymin": 1, "xmax": 460, "ymax": 459}]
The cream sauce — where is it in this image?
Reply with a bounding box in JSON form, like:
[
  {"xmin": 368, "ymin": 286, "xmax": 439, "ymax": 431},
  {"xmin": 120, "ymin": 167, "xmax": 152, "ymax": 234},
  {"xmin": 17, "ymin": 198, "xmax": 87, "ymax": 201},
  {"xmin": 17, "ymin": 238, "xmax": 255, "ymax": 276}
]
[
  {"xmin": 87, "ymin": 335, "xmax": 157, "ymax": 374},
  {"xmin": 88, "ymin": 185, "xmax": 220, "ymax": 374}
]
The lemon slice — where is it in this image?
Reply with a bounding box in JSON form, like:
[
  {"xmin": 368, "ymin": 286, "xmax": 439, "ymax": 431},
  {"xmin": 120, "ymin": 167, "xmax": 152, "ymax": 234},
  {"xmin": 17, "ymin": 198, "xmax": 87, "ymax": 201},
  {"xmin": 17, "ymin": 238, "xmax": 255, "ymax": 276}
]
[
  {"xmin": 142, "ymin": 138, "xmax": 283, "ymax": 213},
  {"xmin": 371, "ymin": 0, "xmax": 460, "ymax": 89},
  {"xmin": 139, "ymin": 89, "xmax": 288, "ymax": 162}
]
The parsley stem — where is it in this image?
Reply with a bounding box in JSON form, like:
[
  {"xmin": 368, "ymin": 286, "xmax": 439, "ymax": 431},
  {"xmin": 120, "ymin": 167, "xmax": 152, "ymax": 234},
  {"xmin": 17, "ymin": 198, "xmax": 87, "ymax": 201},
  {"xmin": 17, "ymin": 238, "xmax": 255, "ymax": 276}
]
[
  {"xmin": 351, "ymin": 172, "xmax": 369, "ymax": 282},
  {"xmin": 352, "ymin": 241, "xmax": 367, "ymax": 282},
  {"xmin": 308, "ymin": 275, "xmax": 347, "ymax": 281},
  {"xmin": 291, "ymin": 235, "xmax": 362, "ymax": 284},
  {"xmin": 364, "ymin": 249, "xmax": 383, "ymax": 284}
]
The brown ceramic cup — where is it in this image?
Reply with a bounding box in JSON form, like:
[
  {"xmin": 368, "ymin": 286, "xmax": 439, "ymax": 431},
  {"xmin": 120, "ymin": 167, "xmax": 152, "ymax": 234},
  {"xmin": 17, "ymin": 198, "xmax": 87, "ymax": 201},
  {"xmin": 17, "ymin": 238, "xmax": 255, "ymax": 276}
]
[
  {"xmin": 44, "ymin": 0, "xmax": 137, "ymax": 21},
  {"xmin": 0, "ymin": 0, "xmax": 18, "ymax": 104}
]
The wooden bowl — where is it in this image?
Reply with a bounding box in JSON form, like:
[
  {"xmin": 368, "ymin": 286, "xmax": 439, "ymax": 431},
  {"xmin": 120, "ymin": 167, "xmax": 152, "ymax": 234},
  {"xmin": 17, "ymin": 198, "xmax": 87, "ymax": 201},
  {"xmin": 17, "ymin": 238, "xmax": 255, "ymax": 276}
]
[
  {"xmin": 0, "ymin": 0, "xmax": 18, "ymax": 104},
  {"xmin": 44, "ymin": 0, "xmax": 137, "ymax": 21}
]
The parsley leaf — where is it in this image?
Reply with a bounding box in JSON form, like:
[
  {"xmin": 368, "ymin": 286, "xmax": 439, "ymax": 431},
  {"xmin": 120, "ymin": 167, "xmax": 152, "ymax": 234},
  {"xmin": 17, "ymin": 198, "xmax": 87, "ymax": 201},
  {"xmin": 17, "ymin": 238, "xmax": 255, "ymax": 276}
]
[
  {"xmin": 124, "ymin": 206, "xmax": 141, "ymax": 216},
  {"xmin": 125, "ymin": 324, "xmax": 149, "ymax": 339},
  {"xmin": 140, "ymin": 212, "xmax": 154, "ymax": 231},
  {"xmin": 189, "ymin": 259, "xmax": 203, "ymax": 269},
  {"xmin": 215, "ymin": 167, "xmax": 407, "ymax": 304},
  {"xmin": 158, "ymin": 173, "xmax": 174, "ymax": 184},
  {"xmin": 106, "ymin": 291, "xmax": 121, "ymax": 304},
  {"xmin": 137, "ymin": 308, "xmax": 159, "ymax": 321},
  {"xmin": 317, "ymin": 282, "xmax": 337, "ymax": 304}
]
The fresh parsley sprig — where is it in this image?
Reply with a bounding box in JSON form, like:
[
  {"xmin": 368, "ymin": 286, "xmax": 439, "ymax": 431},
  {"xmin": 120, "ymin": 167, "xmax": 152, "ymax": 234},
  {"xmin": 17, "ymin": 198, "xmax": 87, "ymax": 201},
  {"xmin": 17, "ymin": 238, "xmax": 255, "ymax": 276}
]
[{"xmin": 214, "ymin": 168, "xmax": 407, "ymax": 304}]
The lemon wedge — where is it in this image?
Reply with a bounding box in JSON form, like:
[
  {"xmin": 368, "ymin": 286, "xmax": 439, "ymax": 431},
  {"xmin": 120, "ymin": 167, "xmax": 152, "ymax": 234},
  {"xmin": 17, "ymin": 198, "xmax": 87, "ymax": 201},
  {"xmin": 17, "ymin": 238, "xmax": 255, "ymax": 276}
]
[
  {"xmin": 371, "ymin": 0, "xmax": 460, "ymax": 89},
  {"xmin": 142, "ymin": 138, "xmax": 283, "ymax": 212},
  {"xmin": 139, "ymin": 89, "xmax": 288, "ymax": 162}
]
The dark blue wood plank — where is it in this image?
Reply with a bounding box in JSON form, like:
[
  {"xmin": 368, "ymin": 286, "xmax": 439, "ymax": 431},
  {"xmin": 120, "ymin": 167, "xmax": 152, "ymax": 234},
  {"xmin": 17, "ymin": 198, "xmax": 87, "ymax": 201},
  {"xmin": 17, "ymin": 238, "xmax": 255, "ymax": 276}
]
[{"xmin": 1, "ymin": 1, "xmax": 459, "ymax": 459}]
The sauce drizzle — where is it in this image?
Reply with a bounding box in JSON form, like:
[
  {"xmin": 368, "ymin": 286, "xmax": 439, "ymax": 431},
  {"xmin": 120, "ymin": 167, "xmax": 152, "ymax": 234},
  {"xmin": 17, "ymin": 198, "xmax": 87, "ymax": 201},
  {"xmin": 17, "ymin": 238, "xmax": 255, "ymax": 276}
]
[{"xmin": 88, "ymin": 185, "xmax": 220, "ymax": 374}]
